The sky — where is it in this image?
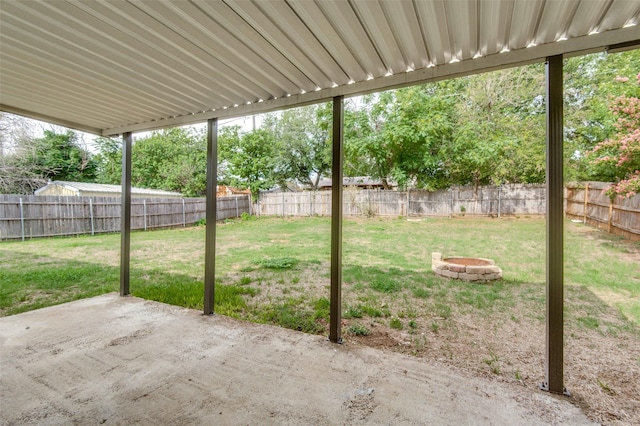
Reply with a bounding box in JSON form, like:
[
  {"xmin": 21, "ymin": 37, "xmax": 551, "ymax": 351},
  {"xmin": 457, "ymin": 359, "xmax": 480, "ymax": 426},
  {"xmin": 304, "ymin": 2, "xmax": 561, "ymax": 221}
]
[{"xmin": 4, "ymin": 112, "xmax": 267, "ymax": 154}]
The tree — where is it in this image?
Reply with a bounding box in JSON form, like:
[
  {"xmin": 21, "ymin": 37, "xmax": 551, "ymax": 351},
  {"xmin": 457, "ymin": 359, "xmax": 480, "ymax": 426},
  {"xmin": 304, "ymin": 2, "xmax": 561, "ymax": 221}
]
[
  {"xmin": 28, "ymin": 130, "xmax": 97, "ymax": 182},
  {"xmin": 0, "ymin": 112, "xmax": 33, "ymax": 157},
  {"xmin": 586, "ymin": 71, "xmax": 640, "ymax": 198},
  {"xmin": 448, "ymin": 65, "xmax": 546, "ymax": 188},
  {"xmin": 0, "ymin": 112, "xmax": 44, "ymax": 194},
  {"xmin": 95, "ymin": 127, "xmax": 210, "ymax": 197},
  {"xmin": 270, "ymin": 103, "xmax": 332, "ymax": 190},
  {"xmin": 93, "ymin": 136, "xmax": 122, "ymax": 185},
  {"xmin": 219, "ymin": 127, "xmax": 277, "ymax": 200},
  {"xmin": 345, "ymin": 85, "xmax": 457, "ymax": 190},
  {"xmin": 131, "ymin": 127, "xmax": 208, "ymax": 197},
  {"xmin": 1, "ymin": 116, "xmax": 99, "ymax": 194},
  {"xmin": 344, "ymin": 92, "xmax": 395, "ymax": 187},
  {"xmin": 386, "ymin": 84, "xmax": 457, "ymax": 189},
  {"xmin": 564, "ymin": 50, "xmax": 640, "ymax": 181}
]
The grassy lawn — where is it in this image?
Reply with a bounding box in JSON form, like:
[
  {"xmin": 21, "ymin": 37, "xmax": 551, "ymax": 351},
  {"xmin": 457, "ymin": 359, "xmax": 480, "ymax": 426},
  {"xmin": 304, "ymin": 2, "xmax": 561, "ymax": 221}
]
[
  {"xmin": 2, "ymin": 216, "xmax": 638, "ymax": 325},
  {"xmin": 2, "ymin": 216, "xmax": 639, "ymax": 423}
]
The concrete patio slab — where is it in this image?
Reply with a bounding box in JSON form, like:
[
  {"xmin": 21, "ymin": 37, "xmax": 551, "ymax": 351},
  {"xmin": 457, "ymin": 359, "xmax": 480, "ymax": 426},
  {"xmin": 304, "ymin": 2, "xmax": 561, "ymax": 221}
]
[{"xmin": 0, "ymin": 294, "xmax": 593, "ymax": 425}]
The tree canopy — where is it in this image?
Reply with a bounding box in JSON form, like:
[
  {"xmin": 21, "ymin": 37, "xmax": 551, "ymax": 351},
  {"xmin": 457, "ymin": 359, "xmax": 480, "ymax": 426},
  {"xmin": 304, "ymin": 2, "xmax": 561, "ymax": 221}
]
[
  {"xmin": 586, "ymin": 72, "xmax": 640, "ymax": 197},
  {"xmin": 219, "ymin": 127, "xmax": 278, "ymax": 200},
  {"xmin": 95, "ymin": 127, "xmax": 210, "ymax": 197},
  {"xmin": 0, "ymin": 125, "xmax": 96, "ymax": 194}
]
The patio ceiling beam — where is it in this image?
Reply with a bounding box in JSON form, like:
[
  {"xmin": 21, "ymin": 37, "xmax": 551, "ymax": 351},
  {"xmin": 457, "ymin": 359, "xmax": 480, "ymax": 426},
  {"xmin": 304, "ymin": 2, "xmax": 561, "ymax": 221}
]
[
  {"xmin": 100, "ymin": 26, "xmax": 639, "ymax": 137},
  {"xmin": 0, "ymin": 104, "xmax": 103, "ymax": 136}
]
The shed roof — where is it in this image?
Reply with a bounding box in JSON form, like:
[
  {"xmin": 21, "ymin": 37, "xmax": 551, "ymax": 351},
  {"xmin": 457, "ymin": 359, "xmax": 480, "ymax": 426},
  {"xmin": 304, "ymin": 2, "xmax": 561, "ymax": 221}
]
[
  {"xmin": 318, "ymin": 177, "xmax": 395, "ymax": 188},
  {"xmin": 35, "ymin": 181, "xmax": 183, "ymax": 197},
  {"xmin": 1, "ymin": 1, "xmax": 639, "ymax": 136}
]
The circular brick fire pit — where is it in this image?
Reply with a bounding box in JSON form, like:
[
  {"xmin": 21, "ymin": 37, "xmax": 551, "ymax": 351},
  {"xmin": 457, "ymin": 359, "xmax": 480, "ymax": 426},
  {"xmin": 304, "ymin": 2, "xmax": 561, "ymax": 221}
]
[{"xmin": 431, "ymin": 252, "xmax": 502, "ymax": 282}]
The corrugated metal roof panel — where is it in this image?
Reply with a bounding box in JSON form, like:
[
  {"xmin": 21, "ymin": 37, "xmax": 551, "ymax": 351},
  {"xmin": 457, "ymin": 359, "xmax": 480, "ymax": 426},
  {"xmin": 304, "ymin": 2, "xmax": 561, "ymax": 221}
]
[
  {"xmin": 1, "ymin": 0, "xmax": 638, "ymax": 136},
  {"xmin": 35, "ymin": 181, "xmax": 183, "ymax": 197}
]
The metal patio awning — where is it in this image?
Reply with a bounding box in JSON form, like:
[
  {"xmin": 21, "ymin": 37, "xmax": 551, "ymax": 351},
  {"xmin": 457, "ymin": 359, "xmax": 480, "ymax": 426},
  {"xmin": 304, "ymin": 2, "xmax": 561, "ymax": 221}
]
[{"xmin": 1, "ymin": 0, "xmax": 639, "ymax": 136}]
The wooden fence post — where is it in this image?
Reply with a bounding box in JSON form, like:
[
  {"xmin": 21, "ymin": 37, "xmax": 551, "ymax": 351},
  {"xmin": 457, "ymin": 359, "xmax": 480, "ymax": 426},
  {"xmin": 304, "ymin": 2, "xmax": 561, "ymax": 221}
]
[
  {"xmin": 19, "ymin": 197, "xmax": 25, "ymax": 241},
  {"xmin": 449, "ymin": 189, "xmax": 453, "ymax": 218},
  {"xmin": 68, "ymin": 198, "xmax": 74, "ymax": 234},
  {"xmin": 583, "ymin": 184, "xmax": 589, "ymax": 224},
  {"xmin": 90, "ymin": 198, "xmax": 95, "ymax": 236},
  {"xmin": 608, "ymin": 199, "xmax": 613, "ymax": 234},
  {"xmin": 58, "ymin": 198, "xmax": 63, "ymax": 236}
]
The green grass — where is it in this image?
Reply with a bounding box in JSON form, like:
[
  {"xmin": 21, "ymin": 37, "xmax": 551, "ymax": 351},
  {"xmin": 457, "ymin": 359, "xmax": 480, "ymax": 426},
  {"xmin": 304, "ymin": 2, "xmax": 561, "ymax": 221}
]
[
  {"xmin": 255, "ymin": 257, "xmax": 299, "ymax": 269},
  {"xmin": 254, "ymin": 296, "xmax": 325, "ymax": 333},
  {"xmin": 343, "ymin": 305, "xmax": 363, "ymax": 319},
  {"xmin": 0, "ymin": 252, "xmax": 118, "ymax": 316},
  {"xmin": 347, "ymin": 324, "xmax": 370, "ymax": 336},
  {"xmin": 390, "ymin": 317, "xmax": 403, "ymax": 329},
  {"xmin": 1, "ymin": 216, "xmax": 639, "ymax": 330}
]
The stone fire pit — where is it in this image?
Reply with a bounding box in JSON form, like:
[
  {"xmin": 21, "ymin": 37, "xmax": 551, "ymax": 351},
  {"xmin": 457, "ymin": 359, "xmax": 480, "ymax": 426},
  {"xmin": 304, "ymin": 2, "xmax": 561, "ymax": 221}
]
[{"xmin": 431, "ymin": 252, "xmax": 502, "ymax": 282}]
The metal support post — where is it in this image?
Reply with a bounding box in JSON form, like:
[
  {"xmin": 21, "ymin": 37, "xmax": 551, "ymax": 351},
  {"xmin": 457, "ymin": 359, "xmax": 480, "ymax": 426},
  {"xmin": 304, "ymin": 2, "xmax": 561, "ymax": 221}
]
[
  {"xmin": 204, "ymin": 118, "xmax": 218, "ymax": 315},
  {"xmin": 541, "ymin": 55, "xmax": 568, "ymax": 396},
  {"xmin": 120, "ymin": 132, "xmax": 132, "ymax": 296},
  {"xmin": 330, "ymin": 96, "xmax": 344, "ymax": 343}
]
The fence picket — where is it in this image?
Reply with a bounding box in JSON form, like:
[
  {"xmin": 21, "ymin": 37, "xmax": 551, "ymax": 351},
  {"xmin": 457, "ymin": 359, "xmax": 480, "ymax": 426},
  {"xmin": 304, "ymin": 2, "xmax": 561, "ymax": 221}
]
[
  {"xmin": 0, "ymin": 195, "xmax": 248, "ymax": 241},
  {"xmin": 565, "ymin": 182, "xmax": 639, "ymax": 240},
  {"xmin": 257, "ymin": 184, "xmax": 546, "ymax": 219}
]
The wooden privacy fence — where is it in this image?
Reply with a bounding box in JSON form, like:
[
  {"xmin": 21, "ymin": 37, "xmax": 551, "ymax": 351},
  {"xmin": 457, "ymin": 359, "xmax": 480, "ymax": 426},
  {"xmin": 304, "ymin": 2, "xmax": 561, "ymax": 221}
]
[
  {"xmin": 565, "ymin": 182, "xmax": 640, "ymax": 240},
  {"xmin": 256, "ymin": 184, "xmax": 546, "ymax": 218},
  {"xmin": 0, "ymin": 194, "xmax": 250, "ymax": 241}
]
